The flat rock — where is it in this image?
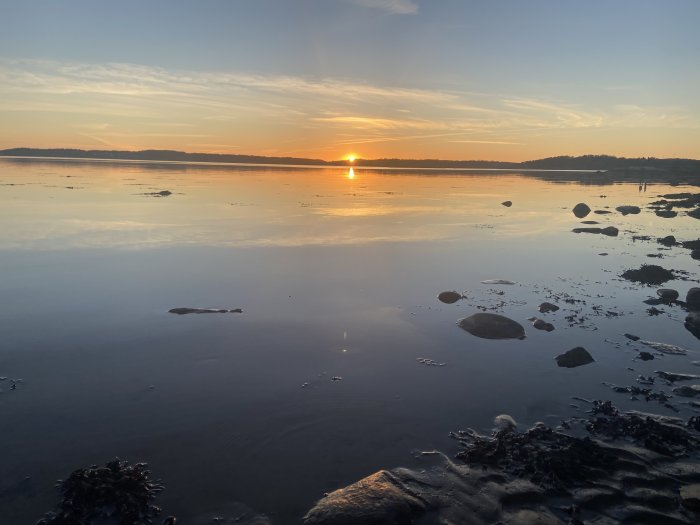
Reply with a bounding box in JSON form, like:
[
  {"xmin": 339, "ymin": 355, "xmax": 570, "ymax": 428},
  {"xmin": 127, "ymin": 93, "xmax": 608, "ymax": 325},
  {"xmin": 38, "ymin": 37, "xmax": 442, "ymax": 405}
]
[
  {"xmin": 437, "ymin": 291, "xmax": 462, "ymax": 304},
  {"xmin": 655, "ymin": 371, "xmax": 700, "ymax": 382},
  {"xmin": 572, "ymin": 226, "xmax": 619, "ymax": 236},
  {"xmin": 580, "ymin": 220, "xmax": 599, "ymax": 224},
  {"xmin": 572, "ymin": 202, "xmax": 591, "ymax": 218},
  {"xmin": 658, "ymin": 235, "xmax": 677, "ymax": 246},
  {"xmin": 594, "ymin": 210, "xmax": 612, "ymax": 214},
  {"xmin": 501, "ymin": 200, "xmax": 513, "ymax": 207},
  {"xmin": 688, "ymin": 208, "xmax": 700, "ymax": 219},
  {"xmin": 169, "ymin": 308, "xmax": 242, "ymax": 315},
  {"xmin": 673, "ymin": 385, "xmax": 700, "ymax": 397},
  {"xmin": 481, "ymin": 279, "xmax": 516, "ymax": 285},
  {"xmin": 458, "ymin": 313, "xmax": 525, "ymax": 340},
  {"xmin": 640, "ymin": 340, "xmax": 687, "ymax": 355},
  {"xmin": 616, "ymin": 205, "xmax": 641, "ymax": 215},
  {"xmin": 656, "ymin": 210, "xmax": 678, "ymax": 218},
  {"xmin": 555, "ymin": 346, "xmax": 594, "ymax": 368}
]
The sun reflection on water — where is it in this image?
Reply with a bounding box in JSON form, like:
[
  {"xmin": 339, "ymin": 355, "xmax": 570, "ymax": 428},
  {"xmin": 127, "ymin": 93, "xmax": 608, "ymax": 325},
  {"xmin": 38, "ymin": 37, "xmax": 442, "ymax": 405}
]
[{"xmin": 347, "ymin": 167, "xmax": 355, "ymax": 179}]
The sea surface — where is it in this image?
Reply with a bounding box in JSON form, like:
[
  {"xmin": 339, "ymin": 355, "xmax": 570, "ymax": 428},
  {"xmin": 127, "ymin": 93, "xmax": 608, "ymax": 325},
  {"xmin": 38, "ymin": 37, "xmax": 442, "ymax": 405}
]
[{"xmin": 1, "ymin": 157, "xmax": 699, "ymax": 523}]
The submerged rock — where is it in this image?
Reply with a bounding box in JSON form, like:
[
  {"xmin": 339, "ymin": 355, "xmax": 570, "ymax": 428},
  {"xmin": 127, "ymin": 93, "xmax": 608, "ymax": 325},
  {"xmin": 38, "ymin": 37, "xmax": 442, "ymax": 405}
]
[
  {"xmin": 538, "ymin": 302, "xmax": 559, "ymax": 313},
  {"xmin": 458, "ymin": 313, "xmax": 525, "ymax": 340},
  {"xmin": 555, "ymin": 346, "xmax": 594, "ymax": 368},
  {"xmin": 437, "ymin": 291, "xmax": 462, "ymax": 304},
  {"xmin": 480, "ymin": 279, "xmax": 516, "ymax": 285},
  {"xmin": 594, "ymin": 209, "xmax": 612, "ymax": 214},
  {"xmin": 691, "ymin": 250, "xmax": 700, "ymax": 260},
  {"xmin": 656, "ymin": 210, "xmax": 678, "ymax": 218},
  {"xmin": 572, "ymin": 202, "xmax": 591, "ymax": 218},
  {"xmin": 616, "ymin": 205, "xmax": 641, "ymax": 215},
  {"xmin": 169, "ymin": 308, "xmax": 242, "ymax": 315},
  {"xmin": 572, "ymin": 226, "xmax": 619, "ymax": 236},
  {"xmin": 673, "ymin": 385, "xmax": 700, "ymax": 397},
  {"xmin": 621, "ymin": 264, "xmax": 675, "ymax": 285},
  {"xmin": 501, "ymin": 200, "xmax": 512, "ymax": 207},
  {"xmin": 658, "ymin": 235, "xmax": 677, "ymax": 246}
]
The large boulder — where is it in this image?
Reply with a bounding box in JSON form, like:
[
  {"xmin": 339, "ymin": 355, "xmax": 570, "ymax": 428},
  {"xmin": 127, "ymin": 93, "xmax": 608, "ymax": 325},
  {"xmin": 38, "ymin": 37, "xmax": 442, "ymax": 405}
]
[
  {"xmin": 458, "ymin": 313, "xmax": 525, "ymax": 340},
  {"xmin": 686, "ymin": 311, "xmax": 700, "ymax": 340},
  {"xmin": 438, "ymin": 291, "xmax": 462, "ymax": 304},
  {"xmin": 572, "ymin": 203, "xmax": 591, "ymax": 218},
  {"xmin": 555, "ymin": 347, "xmax": 594, "ymax": 368}
]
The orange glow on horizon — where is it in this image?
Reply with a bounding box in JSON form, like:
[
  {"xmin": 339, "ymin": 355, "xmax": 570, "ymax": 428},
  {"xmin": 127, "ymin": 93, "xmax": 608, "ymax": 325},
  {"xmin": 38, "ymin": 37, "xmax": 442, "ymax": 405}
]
[{"xmin": 346, "ymin": 154, "xmax": 357, "ymax": 163}]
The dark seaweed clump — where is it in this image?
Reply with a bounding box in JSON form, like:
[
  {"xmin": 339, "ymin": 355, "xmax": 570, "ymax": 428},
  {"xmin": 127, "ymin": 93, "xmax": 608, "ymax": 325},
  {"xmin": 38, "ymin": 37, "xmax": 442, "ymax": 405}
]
[
  {"xmin": 621, "ymin": 264, "xmax": 675, "ymax": 285},
  {"xmin": 36, "ymin": 459, "xmax": 163, "ymax": 525},
  {"xmin": 453, "ymin": 424, "xmax": 616, "ymax": 490}
]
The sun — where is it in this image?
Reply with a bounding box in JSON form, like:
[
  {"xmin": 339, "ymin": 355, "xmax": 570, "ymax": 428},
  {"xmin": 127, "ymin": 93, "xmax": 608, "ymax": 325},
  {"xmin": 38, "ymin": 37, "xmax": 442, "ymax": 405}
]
[{"xmin": 346, "ymin": 154, "xmax": 357, "ymax": 163}]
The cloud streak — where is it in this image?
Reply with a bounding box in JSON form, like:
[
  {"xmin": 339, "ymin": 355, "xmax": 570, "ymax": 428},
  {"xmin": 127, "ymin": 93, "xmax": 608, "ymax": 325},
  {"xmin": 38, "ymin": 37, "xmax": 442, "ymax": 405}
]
[{"xmin": 345, "ymin": 0, "xmax": 419, "ymax": 15}]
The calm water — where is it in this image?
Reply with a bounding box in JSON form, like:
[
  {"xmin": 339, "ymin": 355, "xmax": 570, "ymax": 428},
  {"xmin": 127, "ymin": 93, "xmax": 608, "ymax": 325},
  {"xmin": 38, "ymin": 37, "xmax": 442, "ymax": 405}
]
[{"xmin": 1, "ymin": 158, "xmax": 699, "ymax": 523}]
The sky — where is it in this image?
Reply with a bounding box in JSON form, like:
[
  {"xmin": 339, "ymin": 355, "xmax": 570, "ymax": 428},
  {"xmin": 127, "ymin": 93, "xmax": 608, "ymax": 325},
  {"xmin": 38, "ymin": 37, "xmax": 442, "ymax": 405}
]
[{"xmin": 1, "ymin": 0, "xmax": 699, "ymax": 161}]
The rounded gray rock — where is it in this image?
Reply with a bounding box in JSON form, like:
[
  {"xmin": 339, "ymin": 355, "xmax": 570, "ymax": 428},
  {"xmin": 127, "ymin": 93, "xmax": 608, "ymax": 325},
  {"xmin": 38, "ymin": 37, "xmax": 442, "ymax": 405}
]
[
  {"xmin": 572, "ymin": 203, "xmax": 591, "ymax": 218},
  {"xmin": 687, "ymin": 288, "xmax": 700, "ymax": 309},
  {"xmin": 458, "ymin": 313, "xmax": 526, "ymax": 340},
  {"xmin": 656, "ymin": 288, "xmax": 679, "ymax": 301}
]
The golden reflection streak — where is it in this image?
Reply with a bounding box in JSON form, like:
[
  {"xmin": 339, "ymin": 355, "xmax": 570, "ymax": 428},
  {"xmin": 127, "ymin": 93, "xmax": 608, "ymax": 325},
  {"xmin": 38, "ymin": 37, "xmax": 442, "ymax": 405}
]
[{"xmin": 347, "ymin": 167, "xmax": 355, "ymax": 179}]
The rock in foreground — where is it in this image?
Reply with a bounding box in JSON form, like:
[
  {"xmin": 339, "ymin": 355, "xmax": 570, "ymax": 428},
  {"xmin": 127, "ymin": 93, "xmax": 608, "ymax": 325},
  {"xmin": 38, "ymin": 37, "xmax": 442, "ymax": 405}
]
[
  {"xmin": 458, "ymin": 313, "xmax": 525, "ymax": 340},
  {"xmin": 616, "ymin": 205, "xmax": 641, "ymax": 215}
]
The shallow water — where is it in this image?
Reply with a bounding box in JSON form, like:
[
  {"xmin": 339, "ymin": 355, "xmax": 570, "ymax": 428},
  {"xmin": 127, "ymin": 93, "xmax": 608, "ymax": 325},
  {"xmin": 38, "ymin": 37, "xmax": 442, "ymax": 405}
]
[{"xmin": 0, "ymin": 157, "xmax": 699, "ymax": 523}]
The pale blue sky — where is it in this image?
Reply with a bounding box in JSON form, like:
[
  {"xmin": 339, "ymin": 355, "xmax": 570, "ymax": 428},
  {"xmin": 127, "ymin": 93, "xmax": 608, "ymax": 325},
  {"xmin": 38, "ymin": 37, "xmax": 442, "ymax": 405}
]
[{"xmin": 1, "ymin": 0, "xmax": 699, "ymax": 160}]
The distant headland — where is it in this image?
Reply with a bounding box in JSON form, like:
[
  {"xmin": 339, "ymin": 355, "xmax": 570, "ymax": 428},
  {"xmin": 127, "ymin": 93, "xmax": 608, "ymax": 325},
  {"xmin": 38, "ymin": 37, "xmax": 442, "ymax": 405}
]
[{"xmin": 1, "ymin": 147, "xmax": 699, "ymax": 172}]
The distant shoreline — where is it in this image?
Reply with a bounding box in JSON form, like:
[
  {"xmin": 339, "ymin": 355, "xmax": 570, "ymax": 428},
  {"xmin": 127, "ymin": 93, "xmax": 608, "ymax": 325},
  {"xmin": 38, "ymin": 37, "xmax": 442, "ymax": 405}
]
[{"xmin": 2, "ymin": 147, "xmax": 700, "ymax": 172}]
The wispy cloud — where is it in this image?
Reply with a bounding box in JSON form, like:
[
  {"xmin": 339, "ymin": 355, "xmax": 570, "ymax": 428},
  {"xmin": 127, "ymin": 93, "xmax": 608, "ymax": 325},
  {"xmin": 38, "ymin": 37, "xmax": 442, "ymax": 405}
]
[
  {"xmin": 0, "ymin": 57, "xmax": 696, "ymax": 158},
  {"xmin": 345, "ymin": 0, "xmax": 419, "ymax": 15}
]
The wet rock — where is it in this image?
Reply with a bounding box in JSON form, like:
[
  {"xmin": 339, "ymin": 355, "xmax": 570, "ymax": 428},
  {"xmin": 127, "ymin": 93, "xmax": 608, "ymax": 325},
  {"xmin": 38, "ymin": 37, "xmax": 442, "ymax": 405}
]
[
  {"xmin": 572, "ymin": 226, "xmax": 619, "ymax": 236},
  {"xmin": 144, "ymin": 190, "xmax": 172, "ymax": 197},
  {"xmin": 616, "ymin": 205, "xmax": 641, "ymax": 215},
  {"xmin": 555, "ymin": 347, "xmax": 594, "ymax": 368},
  {"xmin": 655, "ymin": 371, "xmax": 700, "ymax": 382},
  {"xmin": 302, "ymin": 470, "xmax": 427, "ymax": 524},
  {"xmin": 580, "ymin": 220, "xmax": 599, "ymax": 224},
  {"xmin": 533, "ymin": 319, "xmax": 555, "ymax": 332},
  {"xmin": 480, "ymin": 279, "xmax": 516, "ymax": 285},
  {"xmin": 656, "ymin": 288, "xmax": 679, "ymax": 302},
  {"xmin": 656, "ymin": 210, "xmax": 678, "ymax": 218},
  {"xmin": 691, "ymin": 249, "xmax": 700, "ymax": 260},
  {"xmin": 686, "ymin": 311, "xmax": 700, "ymax": 340},
  {"xmin": 572, "ymin": 203, "xmax": 591, "ymax": 218},
  {"xmin": 168, "ymin": 308, "xmax": 242, "ymax": 315},
  {"xmin": 682, "ymin": 240, "xmax": 700, "ymax": 250},
  {"xmin": 680, "ymin": 484, "xmax": 700, "ymax": 511},
  {"xmin": 686, "ymin": 288, "xmax": 700, "ymax": 309},
  {"xmin": 494, "ymin": 414, "xmax": 517, "ymax": 431},
  {"xmin": 688, "ymin": 208, "xmax": 700, "ymax": 219},
  {"xmin": 458, "ymin": 313, "xmax": 525, "ymax": 340},
  {"xmin": 501, "ymin": 200, "xmax": 512, "ymax": 207},
  {"xmin": 640, "ymin": 340, "xmax": 687, "ymax": 355},
  {"xmin": 621, "ymin": 264, "xmax": 675, "ymax": 285},
  {"xmin": 658, "ymin": 235, "xmax": 677, "ymax": 246},
  {"xmin": 624, "ymin": 333, "xmax": 641, "ymax": 341},
  {"xmin": 437, "ymin": 291, "xmax": 462, "ymax": 304},
  {"xmin": 594, "ymin": 209, "xmax": 612, "ymax": 214},
  {"xmin": 538, "ymin": 302, "xmax": 559, "ymax": 313},
  {"xmin": 673, "ymin": 385, "xmax": 700, "ymax": 397},
  {"xmin": 638, "ymin": 351, "xmax": 654, "ymax": 361}
]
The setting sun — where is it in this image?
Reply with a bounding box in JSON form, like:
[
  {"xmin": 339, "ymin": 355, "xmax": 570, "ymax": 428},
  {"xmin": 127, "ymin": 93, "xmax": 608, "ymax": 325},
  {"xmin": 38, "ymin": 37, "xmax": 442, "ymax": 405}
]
[{"xmin": 346, "ymin": 154, "xmax": 357, "ymax": 163}]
